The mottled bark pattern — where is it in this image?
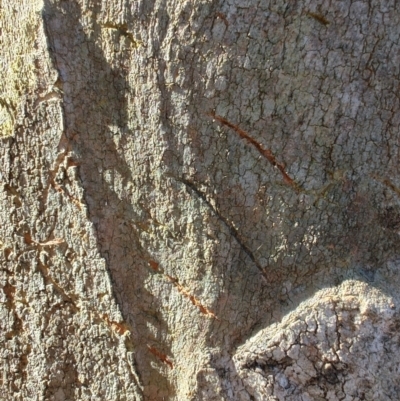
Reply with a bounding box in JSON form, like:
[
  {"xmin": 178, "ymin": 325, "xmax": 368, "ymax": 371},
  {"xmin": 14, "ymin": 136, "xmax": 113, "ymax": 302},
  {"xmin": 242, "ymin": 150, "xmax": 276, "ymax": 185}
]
[{"xmin": 1, "ymin": 0, "xmax": 400, "ymax": 400}]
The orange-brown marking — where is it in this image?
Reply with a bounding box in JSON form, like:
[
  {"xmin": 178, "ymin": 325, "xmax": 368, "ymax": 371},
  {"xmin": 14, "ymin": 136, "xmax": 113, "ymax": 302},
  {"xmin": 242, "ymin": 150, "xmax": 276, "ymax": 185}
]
[
  {"xmin": 216, "ymin": 12, "xmax": 229, "ymax": 27},
  {"xmin": 147, "ymin": 345, "xmax": 174, "ymax": 369},
  {"xmin": 52, "ymin": 181, "xmax": 84, "ymax": 210},
  {"xmin": 148, "ymin": 260, "xmax": 160, "ymax": 271},
  {"xmin": 382, "ymin": 178, "xmax": 400, "ymax": 197},
  {"xmin": 44, "ymin": 134, "xmax": 83, "ymax": 211},
  {"xmin": 306, "ymin": 11, "xmax": 330, "ymax": 26},
  {"xmin": 147, "ymin": 259, "xmax": 218, "ymax": 318},
  {"xmin": 24, "ymin": 233, "xmax": 33, "ymax": 245},
  {"xmin": 67, "ymin": 159, "xmax": 80, "ymax": 168},
  {"xmin": 102, "ymin": 314, "xmax": 130, "ymax": 335},
  {"xmin": 166, "ymin": 274, "xmax": 218, "ymax": 319},
  {"xmin": 209, "ymin": 111, "xmax": 300, "ymax": 191},
  {"xmin": 3, "ymin": 283, "xmax": 16, "ymax": 305}
]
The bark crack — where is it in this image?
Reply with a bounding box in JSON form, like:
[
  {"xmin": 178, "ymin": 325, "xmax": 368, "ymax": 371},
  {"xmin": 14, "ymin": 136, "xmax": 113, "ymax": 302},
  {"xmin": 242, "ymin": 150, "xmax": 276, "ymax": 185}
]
[{"xmin": 181, "ymin": 178, "xmax": 268, "ymax": 282}]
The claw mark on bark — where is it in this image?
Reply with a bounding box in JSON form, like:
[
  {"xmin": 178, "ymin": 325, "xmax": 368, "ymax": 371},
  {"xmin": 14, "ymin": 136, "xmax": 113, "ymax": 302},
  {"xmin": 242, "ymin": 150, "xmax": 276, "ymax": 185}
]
[
  {"xmin": 102, "ymin": 314, "xmax": 130, "ymax": 335},
  {"xmin": 148, "ymin": 260, "xmax": 160, "ymax": 271},
  {"xmin": 376, "ymin": 176, "xmax": 400, "ymax": 198},
  {"xmin": 3, "ymin": 282, "xmax": 23, "ymax": 339},
  {"xmin": 165, "ymin": 274, "xmax": 219, "ymax": 319},
  {"xmin": 37, "ymin": 259, "xmax": 79, "ymax": 313},
  {"xmin": 22, "ymin": 233, "xmax": 76, "ymax": 310},
  {"xmin": 4, "ymin": 184, "xmax": 22, "ymax": 207},
  {"xmin": 209, "ymin": 111, "xmax": 301, "ymax": 192},
  {"xmin": 148, "ymin": 259, "xmax": 218, "ymax": 319},
  {"xmin": 24, "ymin": 232, "xmax": 64, "ymax": 247},
  {"xmin": 181, "ymin": 179, "xmax": 268, "ymax": 282},
  {"xmin": 147, "ymin": 345, "xmax": 174, "ymax": 369},
  {"xmin": 216, "ymin": 12, "xmax": 229, "ymax": 27},
  {"xmin": 306, "ymin": 11, "xmax": 330, "ymax": 26},
  {"xmin": 102, "ymin": 22, "xmax": 142, "ymax": 48},
  {"xmin": 52, "ymin": 180, "xmax": 84, "ymax": 210},
  {"xmin": 42, "ymin": 139, "xmax": 84, "ymax": 210}
]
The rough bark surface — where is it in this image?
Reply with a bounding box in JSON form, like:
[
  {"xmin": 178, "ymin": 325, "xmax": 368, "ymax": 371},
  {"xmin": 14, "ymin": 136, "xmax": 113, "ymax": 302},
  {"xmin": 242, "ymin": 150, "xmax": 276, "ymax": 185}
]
[{"xmin": 1, "ymin": 0, "xmax": 400, "ymax": 400}]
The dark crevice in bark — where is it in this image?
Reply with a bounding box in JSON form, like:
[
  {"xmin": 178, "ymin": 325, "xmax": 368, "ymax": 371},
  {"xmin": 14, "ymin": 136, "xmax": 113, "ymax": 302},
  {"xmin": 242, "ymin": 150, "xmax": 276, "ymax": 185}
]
[{"xmin": 180, "ymin": 177, "xmax": 268, "ymax": 282}]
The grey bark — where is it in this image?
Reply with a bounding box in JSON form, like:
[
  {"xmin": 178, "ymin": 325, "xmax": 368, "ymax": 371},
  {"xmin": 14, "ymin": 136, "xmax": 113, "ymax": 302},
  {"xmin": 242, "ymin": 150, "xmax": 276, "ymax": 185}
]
[{"xmin": 1, "ymin": 0, "xmax": 400, "ymax": 400}]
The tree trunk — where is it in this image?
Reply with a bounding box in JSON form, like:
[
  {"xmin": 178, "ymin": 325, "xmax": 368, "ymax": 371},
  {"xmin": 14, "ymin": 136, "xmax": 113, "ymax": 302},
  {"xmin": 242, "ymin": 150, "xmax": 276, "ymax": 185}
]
[{"xmin": 2, "ymin": 0, "xmax": 400, "ymax": 400}]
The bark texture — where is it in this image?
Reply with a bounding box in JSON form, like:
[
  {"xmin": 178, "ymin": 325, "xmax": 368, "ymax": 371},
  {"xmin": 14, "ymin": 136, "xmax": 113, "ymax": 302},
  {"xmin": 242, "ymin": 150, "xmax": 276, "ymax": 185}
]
[{"xmin": 1, "ymin": 0, "xmax": 400, "ymax": 400}]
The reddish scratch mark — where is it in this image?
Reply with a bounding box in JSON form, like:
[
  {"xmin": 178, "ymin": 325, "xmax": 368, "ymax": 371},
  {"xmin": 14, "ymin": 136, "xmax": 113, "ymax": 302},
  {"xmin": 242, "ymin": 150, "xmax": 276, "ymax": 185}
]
[
  {"xmin": 209, "ymin": 111, "xmax": 300, "ymax": 191},
  {"xmin": 147, "ymin": 345, "xmax": 174, "ymax": 369},
  {"xmin": 67, "ymin": 159, "xmax": 80, "ymax": 168},
  {"xmin": 147, "ymin": 259, "xmax": 218, "ymax": 318},
  {"xmin": 52, "ymin": 181, "xmax": 84, "ymax": 210},
  {"xmin": 216, "ymin": 12, "xmax": 229, "ymax": 27},
  {"xmin": 3, "ymin": 283, "xmax": 16, "ymax": 301},
  {"xmin": 382, "ymin": 178, "xmax": 400, "ymax": 197},
  {"xmin": 44, "ymin": 146, "xmax": 84, "ymax": 210},
  {"xmin": 306, "ymin": 11, "xmax": 330, "ymax": 26},
  {"xmin": 24, "ymin": 233, "xmax": 33, "ymax": 245},
  {"xmin": 148, "ymin": 260, "xmax": 160, "ymax": 271},
  {"xmin": 102, "ymin": 314, "xmax": 130, "ymax": 335},
  {"xmin": 166, "ymin": 274, "xmax": 219, "ymax": 319}
]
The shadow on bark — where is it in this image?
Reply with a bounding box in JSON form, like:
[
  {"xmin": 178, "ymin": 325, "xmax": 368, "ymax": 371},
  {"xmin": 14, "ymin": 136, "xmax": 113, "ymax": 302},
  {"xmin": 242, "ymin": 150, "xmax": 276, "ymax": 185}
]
[{"xmin": 42, "ymin": 1, "xmax": 174, "ymax": 398}]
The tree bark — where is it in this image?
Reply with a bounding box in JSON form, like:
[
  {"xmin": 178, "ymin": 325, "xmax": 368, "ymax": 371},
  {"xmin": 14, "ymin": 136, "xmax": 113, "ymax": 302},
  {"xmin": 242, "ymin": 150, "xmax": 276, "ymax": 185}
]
[{"xmin": 1, "ymin": 0, "xmax": 400, "ymax": 400}]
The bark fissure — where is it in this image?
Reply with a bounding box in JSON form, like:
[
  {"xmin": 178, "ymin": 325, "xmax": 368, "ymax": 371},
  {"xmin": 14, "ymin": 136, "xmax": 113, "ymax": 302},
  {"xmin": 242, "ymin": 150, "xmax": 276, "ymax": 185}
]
[{"xmin": 181, "ymin": 178, "xmax": 268, "ymax": 281}]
